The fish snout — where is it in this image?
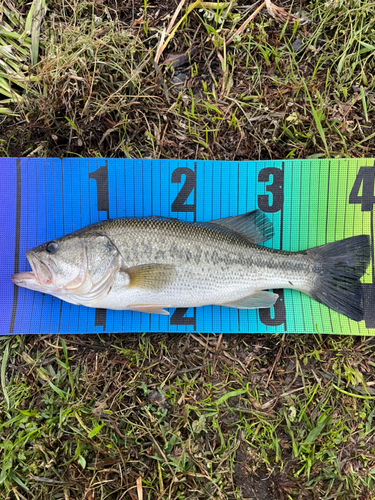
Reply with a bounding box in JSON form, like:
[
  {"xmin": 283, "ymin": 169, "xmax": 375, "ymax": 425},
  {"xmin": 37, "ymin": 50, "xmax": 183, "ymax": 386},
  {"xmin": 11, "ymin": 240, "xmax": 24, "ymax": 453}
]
[{"xmin": 11, "ymin": 271, "xmax": 36, "ymax": 286}]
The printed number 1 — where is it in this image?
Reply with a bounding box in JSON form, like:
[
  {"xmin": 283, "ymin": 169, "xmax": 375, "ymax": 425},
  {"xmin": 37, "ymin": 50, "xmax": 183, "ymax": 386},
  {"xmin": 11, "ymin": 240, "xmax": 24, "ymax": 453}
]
[
  {"xmin": 170, "ymin": 166, "xmax": 197, "ymax": 329},
  {"xmin": 89, "ymin": 162, "xmax": 109, "ymax": 331}
]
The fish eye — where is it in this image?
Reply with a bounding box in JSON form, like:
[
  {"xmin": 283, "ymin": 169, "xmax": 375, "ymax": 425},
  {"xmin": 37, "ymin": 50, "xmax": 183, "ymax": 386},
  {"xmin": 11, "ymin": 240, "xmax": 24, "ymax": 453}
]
[{"xmin": 45, "ymin": 241, "xmax": 59, "ymax": 254}]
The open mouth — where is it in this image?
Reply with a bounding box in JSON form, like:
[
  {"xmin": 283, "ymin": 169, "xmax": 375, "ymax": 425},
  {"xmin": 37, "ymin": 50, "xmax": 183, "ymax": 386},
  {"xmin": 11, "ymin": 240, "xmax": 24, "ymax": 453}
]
[
  {"xmin": 26, "ymin": 252, "xmax": 53, "ymax": 285},
  {"xmin": 11, "ymin": 252, "xmax": 53, "ymax": 290},
  {"xmin": 11, "ymin": 271, "xmax": 36, "ymax": 286},
  {"xmin": 10, "ymin": 269, "xmax": 50, "ymax": 294}
]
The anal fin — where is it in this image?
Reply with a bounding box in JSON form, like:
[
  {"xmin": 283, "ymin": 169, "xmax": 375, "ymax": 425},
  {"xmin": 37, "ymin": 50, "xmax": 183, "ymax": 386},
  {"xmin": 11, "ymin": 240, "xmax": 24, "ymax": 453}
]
[
  {"xmin": 221, "ymin": 291, "xmax": 278, "ymax": 310},
  {"xmin": 128, "ymin": 304, "xmax": 171, "ymax": 315}
]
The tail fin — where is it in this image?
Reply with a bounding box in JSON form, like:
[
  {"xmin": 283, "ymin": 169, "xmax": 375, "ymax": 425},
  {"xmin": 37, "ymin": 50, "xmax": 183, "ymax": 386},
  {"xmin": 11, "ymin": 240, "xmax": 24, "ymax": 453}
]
[{"xmin": 306, "ymin": 235, "xmax": 371, "ymax": 321}]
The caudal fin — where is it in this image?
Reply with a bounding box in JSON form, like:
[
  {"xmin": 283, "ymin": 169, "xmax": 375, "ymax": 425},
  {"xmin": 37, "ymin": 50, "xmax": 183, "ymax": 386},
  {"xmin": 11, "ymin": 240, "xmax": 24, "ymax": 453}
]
[{"xmin": 306, "ymin": 235, "xmax": 371, "ymax": 321}]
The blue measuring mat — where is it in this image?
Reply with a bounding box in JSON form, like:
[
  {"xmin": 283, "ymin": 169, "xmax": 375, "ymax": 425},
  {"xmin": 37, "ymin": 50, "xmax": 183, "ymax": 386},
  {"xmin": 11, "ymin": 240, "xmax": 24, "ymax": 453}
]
[{"xmin": 1, "ymin": 157, "xmax": 374, "ymax": 335}]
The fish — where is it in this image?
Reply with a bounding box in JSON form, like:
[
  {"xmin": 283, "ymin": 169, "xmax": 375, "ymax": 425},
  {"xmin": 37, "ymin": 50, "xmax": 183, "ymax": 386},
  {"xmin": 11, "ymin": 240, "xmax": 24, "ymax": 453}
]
[{"xmin": 11, "ymin": 210, "xmax": 371, "ymax": 321}]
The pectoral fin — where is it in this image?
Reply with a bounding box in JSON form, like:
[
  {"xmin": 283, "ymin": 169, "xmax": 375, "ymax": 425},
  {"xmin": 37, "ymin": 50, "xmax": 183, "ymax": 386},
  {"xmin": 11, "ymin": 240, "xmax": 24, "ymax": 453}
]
[
  {"xmin": 209, "ymin": 209, "xmax": 274, "ymax": 244},
  {"xmin": 221, "ymin": 291, "xmax": 279, "ymax": 309},
  {"xmin": 123, "ymin": 264, "xmax": 176, "ymax": 291},
  {"xmin": 128, "ymin": 304, "xmax": 171, "ymax": 315}
]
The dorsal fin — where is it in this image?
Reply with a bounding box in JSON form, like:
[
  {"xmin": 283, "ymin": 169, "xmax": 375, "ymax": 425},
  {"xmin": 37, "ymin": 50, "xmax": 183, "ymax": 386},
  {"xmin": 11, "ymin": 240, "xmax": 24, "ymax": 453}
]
[{"xmin": 209, "ymin": 210, "xmax": 274, "ymax": 244}]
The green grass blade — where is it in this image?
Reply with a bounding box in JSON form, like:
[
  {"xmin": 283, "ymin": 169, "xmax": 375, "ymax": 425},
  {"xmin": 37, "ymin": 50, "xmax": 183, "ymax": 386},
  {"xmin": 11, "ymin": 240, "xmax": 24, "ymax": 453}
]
[
  {"xmin": 28, "ymin": 0, "xmax": 46, "ymax": 66},
  {"xmin": 1, "ymin": 343, "xmax": 10, "ymax": 410},
  {"xmin": 215, "ymin": 388, "xmax": 247, "ymax": 405},
  {"xmin": 88, "ymin": 424, "xmax": 103, "ymax": 438},
  {"xmin": 303, "ymin": 81, "xmax": 329, "ymax": 157},
  {"xmin": 0, "ymin": 107, "xmax": 19, "ymax": 115}
]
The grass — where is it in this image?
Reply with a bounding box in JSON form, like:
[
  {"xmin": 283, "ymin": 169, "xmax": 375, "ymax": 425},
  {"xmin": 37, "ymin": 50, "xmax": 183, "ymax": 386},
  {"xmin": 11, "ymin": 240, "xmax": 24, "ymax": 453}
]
[
  {"xmin": 0, "ymin": 0, "xmax": 375, "ymax": 498},
  {"xmin": 0, "ymin": 0, "xmax": 374, "ymax": 158},
  {"xmin": 1, "ymin": 334, "xmax": 375, "ymax": 499},
  {"xmin": 0, "ymin": 0, "xmax": 43, "ymax": 115}
]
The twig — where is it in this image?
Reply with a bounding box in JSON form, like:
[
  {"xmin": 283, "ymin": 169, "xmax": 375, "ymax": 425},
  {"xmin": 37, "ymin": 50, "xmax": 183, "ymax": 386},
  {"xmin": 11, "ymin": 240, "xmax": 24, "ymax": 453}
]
[
  {"xmin": 154, "ymin": 28, "xmax": 167, "ymax": 65},
  {"xmin": 167, "ymin": 0, "xmax": 187, "ymax": 34},
  {"xmin": 265, "ymin": 334, "xmax": 285, "ymax": 388},
  {"xmin": 226, "ymin": 2, "xmax": 265, "ymax": 45},
  {"xmin": 157, "ymin": 0, "xmax": 201, "ymax": 63}
]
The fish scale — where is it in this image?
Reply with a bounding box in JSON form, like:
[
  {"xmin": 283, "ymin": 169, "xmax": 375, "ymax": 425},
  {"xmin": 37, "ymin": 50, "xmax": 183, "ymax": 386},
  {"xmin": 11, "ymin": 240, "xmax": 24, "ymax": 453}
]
[{"xmin": 95, "ymin": 218, "xmax": 311, "ymax": 308}]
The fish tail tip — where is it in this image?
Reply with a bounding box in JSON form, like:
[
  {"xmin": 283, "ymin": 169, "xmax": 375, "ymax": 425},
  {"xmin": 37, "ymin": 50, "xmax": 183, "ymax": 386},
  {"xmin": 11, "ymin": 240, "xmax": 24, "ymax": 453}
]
[{"xmin": 307, "ymin": 235, "xmax": 371, "ymax": 322}]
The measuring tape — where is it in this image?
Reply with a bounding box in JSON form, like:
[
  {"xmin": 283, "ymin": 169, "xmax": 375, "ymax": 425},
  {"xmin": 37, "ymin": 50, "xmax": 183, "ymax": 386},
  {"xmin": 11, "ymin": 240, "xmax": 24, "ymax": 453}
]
[{"xmin": 1, "ymin": 157, "xmax": 374, "ymax": 335}]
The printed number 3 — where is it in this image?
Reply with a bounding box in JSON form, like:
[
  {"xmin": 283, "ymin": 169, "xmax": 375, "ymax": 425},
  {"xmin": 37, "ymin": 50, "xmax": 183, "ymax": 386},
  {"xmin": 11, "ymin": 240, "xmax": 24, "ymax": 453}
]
[{"xmin": 257, "ymin": 167, "xmax": 284, "ymax": 213}]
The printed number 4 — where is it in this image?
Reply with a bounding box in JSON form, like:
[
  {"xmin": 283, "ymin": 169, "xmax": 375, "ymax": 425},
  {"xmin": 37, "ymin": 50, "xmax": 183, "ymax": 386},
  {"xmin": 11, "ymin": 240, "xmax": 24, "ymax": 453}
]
[{"xmin": 349, "ymin": 166, "xmax": 375, "ymax": 212}]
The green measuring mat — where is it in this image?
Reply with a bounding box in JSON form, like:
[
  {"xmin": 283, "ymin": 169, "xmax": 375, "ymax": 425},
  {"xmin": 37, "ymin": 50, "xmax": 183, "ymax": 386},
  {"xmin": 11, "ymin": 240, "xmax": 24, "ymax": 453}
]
[{"xmin": 1, "ymin": 157, "xmax": 374, "ymax": 335}]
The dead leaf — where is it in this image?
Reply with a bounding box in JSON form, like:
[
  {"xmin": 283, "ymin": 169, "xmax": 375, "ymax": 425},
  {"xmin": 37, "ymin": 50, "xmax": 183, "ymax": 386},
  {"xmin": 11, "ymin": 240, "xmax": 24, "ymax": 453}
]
[
  {"xmin": 163, "ymin": 46, "xmax": 198, "ymax": 69},
  {"xmin": 137, "ymin": 477, "xmax": 143, "ymax": 500},
  {"xmin": 132, "ymin": 15, "xmax": 144, "ymax": 27},
  {"xmin": 265, "ymin": 0, "xmax": 309, "ymax": 24},
  {"xmin": 84, "ymin": 485, "xmax": 94, "ymax": 500}
]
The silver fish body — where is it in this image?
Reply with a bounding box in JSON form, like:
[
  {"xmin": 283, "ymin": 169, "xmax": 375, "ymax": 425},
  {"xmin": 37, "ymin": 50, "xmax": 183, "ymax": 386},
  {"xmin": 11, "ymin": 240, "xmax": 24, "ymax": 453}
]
[
  {"xmin": 85, "ymin": 218, "xmax": 311, "ymax": 309},
  {"xmin": 11, "ymin": 211, "xmax": 371, "ymax": 321}
]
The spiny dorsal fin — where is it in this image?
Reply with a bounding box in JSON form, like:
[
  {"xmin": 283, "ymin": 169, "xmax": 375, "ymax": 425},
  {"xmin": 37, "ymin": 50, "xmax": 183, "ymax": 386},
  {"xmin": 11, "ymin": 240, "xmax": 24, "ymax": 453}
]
[
  {"xmin": 123, "ymin": 264, "xmax": 176, "ymax": 291},
  {"xmin": 209, "ymin": 210, "xmax": 274, "ymax": 244}
]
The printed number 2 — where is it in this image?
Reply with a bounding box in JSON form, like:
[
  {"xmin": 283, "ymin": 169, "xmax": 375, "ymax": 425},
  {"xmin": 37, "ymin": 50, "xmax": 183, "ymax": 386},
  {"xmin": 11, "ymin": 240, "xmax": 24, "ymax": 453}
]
[
  {"xmin": 257, "ymin": 167, "xmax": 286, "ymax": 328},
  {"xmin": 171, "ymin": 167, "xmax": 196, "ymax": 214},
  {"xmin": 349, "ymin": 165, "xmax": 375, "ymax": 212},
  {"xmin": 170, "ymin": 166, "xmax": 197, "ymax": 328}
]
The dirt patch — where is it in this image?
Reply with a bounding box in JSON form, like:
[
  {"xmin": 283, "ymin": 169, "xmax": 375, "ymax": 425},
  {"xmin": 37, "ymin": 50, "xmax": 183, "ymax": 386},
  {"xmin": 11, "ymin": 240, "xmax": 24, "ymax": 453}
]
[{"xmin": 234, "ymin": 446, "xmax": 275, "ymax": 499}]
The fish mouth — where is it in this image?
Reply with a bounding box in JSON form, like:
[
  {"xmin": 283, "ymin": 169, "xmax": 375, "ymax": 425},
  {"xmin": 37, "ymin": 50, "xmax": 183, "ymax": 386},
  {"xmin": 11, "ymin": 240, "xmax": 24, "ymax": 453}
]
[
  {"xmin": 27, "ymin": 252, "xmax": 53, "ymax": 286},
  {"xmin": 11, "ymin": 271, "xmax": 37, "ymax": 285},
  {"xmin": 11, "ymin": 270, "xmax": 52, "ymax": 294},
  {"xmin": 11, "ymin": 252, "xmax": 55, "ymax": 292}
]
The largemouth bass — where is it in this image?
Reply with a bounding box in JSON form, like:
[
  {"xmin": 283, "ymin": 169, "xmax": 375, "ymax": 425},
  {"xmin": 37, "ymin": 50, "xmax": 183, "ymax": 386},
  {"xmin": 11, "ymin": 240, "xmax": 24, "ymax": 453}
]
[{"xmin": 11, "ymin": 210, "xmax": 371, "ymax": 321}]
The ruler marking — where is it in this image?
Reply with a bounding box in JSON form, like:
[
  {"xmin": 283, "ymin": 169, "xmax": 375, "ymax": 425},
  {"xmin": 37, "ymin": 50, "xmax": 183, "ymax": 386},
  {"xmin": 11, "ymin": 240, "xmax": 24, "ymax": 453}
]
[
  {"xmin": 343, "ymin": 162, "xmax": 352, "ymax": 334},
  {"xmin": 150, "ymin": 160, "xmax": 153, "ymax": 216},
  {"xmin": 237, "ymin": 163, "xmax": 241, "ymax": 332},
  {"xmin": 68, "ymin": 160, "xmax": 73, "ymax": 333},
  {"xmin": 254, "ymin": 162, "xmax": 259, "ymax": 333},
  {"xmin": 289, "ymin": 162, "xmax": 295, "ymax": 332},
  {"xmin": 325, "ymin": 161, "xmax": 333, "ymax": 333},
  {"xmin": 315, "ymin": 161, "xmax": 323, "ymax": 332},
  {"xmin": 9, "ymin": 159, "xmax": 22, "ymax": 333},
  {"xmin": 298, "ymin": 161, "xmax": 305, "ymax": 332},
  {"xmin": 20, "ymin": 160, "xmax": 31, "ymax": 333},
  {"xmin": 22, "ymin": 159, "xmax": 34, "ymax": 331},
  {"xmin": 307, "ymin": 161, "xmax": 314, "ymax": 332},
  {"xmin": 371, "ymin": 209, "xmax": 375, "ymax": 283},
  {"xmin": 354, "ymin": 160, "xmax": 360, "ymax": 335}
]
